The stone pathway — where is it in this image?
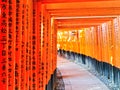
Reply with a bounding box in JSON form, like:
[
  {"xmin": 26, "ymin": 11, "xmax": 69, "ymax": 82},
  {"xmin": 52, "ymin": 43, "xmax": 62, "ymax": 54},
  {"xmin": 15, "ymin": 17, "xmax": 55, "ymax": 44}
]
[{"xmin": 57, "ymin": 56, "xmax": 110, "ymax": 90}]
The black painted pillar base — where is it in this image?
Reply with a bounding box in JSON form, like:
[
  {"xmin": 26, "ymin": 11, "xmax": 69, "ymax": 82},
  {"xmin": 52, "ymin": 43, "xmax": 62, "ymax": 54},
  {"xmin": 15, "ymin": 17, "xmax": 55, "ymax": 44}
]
[
  {"xmin": 58, "ymin": 50, "xmax": 120, "ymax": 90},
  {"xmin": 46, "ymin": 69, "xmax": 57, "ymax": 90}
]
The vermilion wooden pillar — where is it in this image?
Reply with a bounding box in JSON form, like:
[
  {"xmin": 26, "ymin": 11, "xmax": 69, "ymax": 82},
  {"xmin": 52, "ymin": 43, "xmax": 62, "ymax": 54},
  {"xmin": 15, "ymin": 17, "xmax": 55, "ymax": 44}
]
[
  {"xmin": 0, "ymin": 0, "xmax": 8, "ymax": 90},
  {"xmin": 41, "ymin": 4, "xmax": 47, "ymax": 90},
  {"xmin": 36, "ymin": 2, "xmax": 42, "ymax": 90},
  {"xmin": 15, "ymin": 0, "xmax": 22, "ymax": 90},
  {"xmin": 8, "ymin": 0, "xmax": 16, "ymax": 90}
]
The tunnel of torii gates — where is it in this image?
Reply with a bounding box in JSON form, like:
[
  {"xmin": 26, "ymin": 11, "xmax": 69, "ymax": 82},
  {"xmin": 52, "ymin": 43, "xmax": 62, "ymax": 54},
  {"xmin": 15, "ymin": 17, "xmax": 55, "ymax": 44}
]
[{"xmin": 0, "ymin": 0, "xmax": 120, "ymax": 90}]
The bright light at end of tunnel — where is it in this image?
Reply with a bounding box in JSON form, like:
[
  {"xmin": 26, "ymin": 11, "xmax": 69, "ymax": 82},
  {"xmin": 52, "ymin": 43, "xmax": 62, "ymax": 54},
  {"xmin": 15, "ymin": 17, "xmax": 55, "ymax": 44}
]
[
  {"xmin": 57, "ymin": 31, "xmax": 64, "ymax": 40},
  {"xmin": 57, "ymin": 44, "xmax": 60, "ymax": 50},
  {"xmin": 79, "ymin": 30, "xmax": 83, "ymax": 33}
]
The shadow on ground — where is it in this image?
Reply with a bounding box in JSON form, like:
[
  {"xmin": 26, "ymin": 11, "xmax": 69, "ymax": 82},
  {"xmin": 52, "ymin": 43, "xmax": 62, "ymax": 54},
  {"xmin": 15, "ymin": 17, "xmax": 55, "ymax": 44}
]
[{"xmin": 55, "ymin": 69, "xmax": 65, "ymax": 90}]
